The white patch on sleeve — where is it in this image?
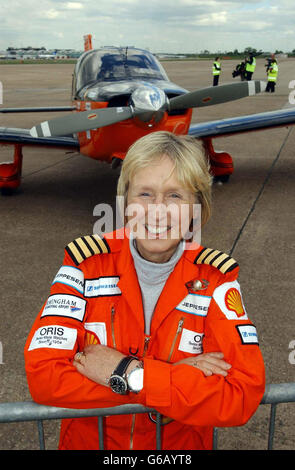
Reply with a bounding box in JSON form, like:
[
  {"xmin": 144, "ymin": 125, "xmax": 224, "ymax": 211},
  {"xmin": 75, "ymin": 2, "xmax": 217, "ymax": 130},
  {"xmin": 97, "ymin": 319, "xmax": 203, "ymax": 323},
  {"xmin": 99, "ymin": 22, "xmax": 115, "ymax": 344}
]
[
  {"xmin": 28, "ymin": 325, "xmax": 77, "ymax": 351},
  {"xmin": 213, "ymin": 280, "xmax": 248, "ymax": 320},
  {"xmin": 236, "ymin": 324, "xmax": 259, "ymax": 345},
  {"xmin": 178, "ymin": 328, "xmax": 204, "ymax": 354},
  {"xmin": 41, "ymin": 294, "xmax": 86, "ymax": 322},
  {"xmin": 52, "ymin": 265, "xmax": 84, "ymax": 294}
]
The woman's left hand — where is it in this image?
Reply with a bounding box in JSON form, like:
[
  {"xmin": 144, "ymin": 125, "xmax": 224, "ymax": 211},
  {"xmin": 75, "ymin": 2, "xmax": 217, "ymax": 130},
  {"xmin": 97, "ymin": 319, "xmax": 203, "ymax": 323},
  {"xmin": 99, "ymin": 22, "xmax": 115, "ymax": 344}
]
[{"xmin": 73, "ymin": 344, "xmax": 125, "ymax": 386}]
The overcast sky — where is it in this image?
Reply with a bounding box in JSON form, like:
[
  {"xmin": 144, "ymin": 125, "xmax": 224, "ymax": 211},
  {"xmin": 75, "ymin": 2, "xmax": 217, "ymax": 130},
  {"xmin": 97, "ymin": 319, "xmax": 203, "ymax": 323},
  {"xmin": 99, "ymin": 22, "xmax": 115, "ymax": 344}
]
[{"xmin": 1, "ymin": 0, "xmax": 295, "ymax": 53}]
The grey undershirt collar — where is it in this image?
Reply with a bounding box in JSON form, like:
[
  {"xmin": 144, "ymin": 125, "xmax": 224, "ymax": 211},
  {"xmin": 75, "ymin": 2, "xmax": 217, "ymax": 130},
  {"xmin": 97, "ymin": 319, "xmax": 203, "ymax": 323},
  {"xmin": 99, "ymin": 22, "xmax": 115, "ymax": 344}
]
[{"xmin": 129, "ymin": 234, "xmax": 184, "ymax": 334}]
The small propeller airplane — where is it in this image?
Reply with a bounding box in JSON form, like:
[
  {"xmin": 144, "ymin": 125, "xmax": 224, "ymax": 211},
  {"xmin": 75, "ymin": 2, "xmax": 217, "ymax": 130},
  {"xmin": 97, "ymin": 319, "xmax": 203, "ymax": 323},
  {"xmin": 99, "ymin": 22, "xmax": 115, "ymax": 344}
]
[{"xmin": 0, "ymin": 34, "xmax": 294, "ymax": 193}]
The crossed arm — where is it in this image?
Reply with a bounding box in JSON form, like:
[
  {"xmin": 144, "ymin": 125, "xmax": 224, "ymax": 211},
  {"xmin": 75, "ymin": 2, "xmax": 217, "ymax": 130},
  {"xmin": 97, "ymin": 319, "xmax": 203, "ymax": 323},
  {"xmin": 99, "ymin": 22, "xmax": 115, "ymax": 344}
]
[{"xmin": 73, "ymin": 344, "xmax": 232, "ymax": 387}]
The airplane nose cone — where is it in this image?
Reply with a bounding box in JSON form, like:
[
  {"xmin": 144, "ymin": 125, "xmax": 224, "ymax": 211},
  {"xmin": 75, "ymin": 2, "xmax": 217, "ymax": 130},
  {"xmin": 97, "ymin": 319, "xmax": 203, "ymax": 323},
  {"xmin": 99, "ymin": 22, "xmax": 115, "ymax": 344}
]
[{"xmin": 131, "ymin": 85, "xmax": 167, "ymax": 112}]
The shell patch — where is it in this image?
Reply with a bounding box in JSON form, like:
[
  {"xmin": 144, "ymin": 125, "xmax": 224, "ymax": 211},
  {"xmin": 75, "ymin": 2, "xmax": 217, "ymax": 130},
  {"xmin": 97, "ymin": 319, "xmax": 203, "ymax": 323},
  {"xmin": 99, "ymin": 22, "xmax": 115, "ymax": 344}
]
[{"xmin": 213, "ymin": 280, "xmax": 248, "ymax": 320}]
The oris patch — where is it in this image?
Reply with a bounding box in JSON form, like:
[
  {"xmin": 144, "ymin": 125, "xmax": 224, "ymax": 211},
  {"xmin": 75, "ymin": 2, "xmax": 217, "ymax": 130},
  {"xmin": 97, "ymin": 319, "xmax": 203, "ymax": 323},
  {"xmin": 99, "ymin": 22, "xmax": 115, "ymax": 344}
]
[{"xmin": 28, "ymin": 325, "xmax": 77, "ymax": 351}]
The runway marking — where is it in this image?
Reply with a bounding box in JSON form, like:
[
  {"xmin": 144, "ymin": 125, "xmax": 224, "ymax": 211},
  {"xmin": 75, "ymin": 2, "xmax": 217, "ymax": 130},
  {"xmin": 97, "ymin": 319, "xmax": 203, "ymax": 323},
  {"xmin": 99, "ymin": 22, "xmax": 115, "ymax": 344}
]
[{"xmin": 230, "ymin": 126, "xmax": 294, "ymax": 257}]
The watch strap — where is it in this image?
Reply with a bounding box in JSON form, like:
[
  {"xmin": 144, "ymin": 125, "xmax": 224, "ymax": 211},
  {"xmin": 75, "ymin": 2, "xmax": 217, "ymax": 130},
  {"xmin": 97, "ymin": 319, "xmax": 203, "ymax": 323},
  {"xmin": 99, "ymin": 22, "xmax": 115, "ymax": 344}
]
[{"xmin": 113, "ymin": 356, "xmax": 138, "ymax": 377}]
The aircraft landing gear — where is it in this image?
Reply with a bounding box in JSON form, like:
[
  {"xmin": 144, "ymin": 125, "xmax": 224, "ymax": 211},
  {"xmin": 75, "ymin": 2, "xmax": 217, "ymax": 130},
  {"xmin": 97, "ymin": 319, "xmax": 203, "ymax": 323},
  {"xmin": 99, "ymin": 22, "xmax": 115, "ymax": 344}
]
[
  {"xmin": 0, "ymin": 144, "xmax": 23, "ymax": 195},
  {"xmin": 111, "ymin": 156, "xmax": 123, "ymax": 170},
  {"xmin": 202, "ymin": 137, "xmax": 233, "ymax": 183},
  {"xmin": 213, "ymin": 174, "xmax": 231, "ymax": 184}
]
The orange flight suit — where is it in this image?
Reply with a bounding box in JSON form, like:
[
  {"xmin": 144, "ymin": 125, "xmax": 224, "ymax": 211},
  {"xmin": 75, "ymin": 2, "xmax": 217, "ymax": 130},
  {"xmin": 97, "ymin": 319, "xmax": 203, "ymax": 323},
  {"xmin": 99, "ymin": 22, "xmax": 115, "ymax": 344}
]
[{"xmin": 24, "ymin": 230, "xmax": 265, "ymax": 450}]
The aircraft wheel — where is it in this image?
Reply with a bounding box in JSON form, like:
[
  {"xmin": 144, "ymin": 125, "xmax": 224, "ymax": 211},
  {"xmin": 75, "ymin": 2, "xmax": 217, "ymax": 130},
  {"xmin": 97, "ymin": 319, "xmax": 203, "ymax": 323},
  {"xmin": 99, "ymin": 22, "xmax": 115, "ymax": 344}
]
[
  {"xmin": 213, "ymin": 174, "xmax": 230, "ymax": 184},
  {"xmin": 0, "ymin": 187, "xmax": 17, "ymax": 196},
  {"xmin": 111, "ymin": 157, "xmax": 123, "ymax": 170}
]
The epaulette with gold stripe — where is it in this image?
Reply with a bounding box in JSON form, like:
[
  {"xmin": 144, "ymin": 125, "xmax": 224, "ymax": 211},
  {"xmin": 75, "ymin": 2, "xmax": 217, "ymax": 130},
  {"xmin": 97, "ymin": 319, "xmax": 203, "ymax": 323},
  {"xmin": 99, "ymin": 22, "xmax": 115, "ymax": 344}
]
[
  {"xmin": 65, "ymin": 234, "xmax": 111, "ymax": 266},
  {"xmin": 194, "ymin": 247, "xmax": 238, "ymax": 274}
]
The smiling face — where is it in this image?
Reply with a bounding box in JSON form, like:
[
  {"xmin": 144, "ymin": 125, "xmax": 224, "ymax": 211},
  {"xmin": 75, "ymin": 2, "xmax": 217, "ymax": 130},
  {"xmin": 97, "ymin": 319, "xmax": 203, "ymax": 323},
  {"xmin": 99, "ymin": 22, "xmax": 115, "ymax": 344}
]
[{"xmin": 126, "ymin": 154, "xmax": 196, "ymax": 263}]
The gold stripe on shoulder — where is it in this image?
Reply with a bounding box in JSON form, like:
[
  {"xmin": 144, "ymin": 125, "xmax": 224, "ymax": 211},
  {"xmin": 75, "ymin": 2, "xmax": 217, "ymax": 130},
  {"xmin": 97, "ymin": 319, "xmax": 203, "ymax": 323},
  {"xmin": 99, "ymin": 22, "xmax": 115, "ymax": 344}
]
[
  {"xmin": 84, "ymin": 235, "xmax": 99, "ymax": 254},
  {"xmin": 210, "ymin": 252, "xmax": 229, "ymax": 268},
  {"xmin": 195, "ymin": 247, "xmax": 213, "ymax": 264},
  {"xmin": 217, "ymin": 257, "xmax": 237, "ymax": 274},
  {"xmin": 92, "ymin": 234, "xmax": 110, "ymax": 254},
  {"xmin": 65, "ymin": 234, "xmax": 110, "ymax": 266},
  {"xmin": 76, "ymin": 237, "xmax": 92, "ymax": 259},
  {"xmin": 65, "ymin": 241, "xmax": 85, "ymax": 266},
  {"xmin": 204, "ymin": 249, "xmax": 222, "ymax": 264},
  {"xmin": 194, "ymin": 247, "xmax": 238, "ymax": 274}
]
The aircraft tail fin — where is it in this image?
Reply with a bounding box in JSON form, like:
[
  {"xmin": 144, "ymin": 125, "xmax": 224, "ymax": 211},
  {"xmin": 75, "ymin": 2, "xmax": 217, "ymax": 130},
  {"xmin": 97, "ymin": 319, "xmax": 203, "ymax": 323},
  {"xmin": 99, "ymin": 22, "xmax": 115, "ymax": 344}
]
[{"xmin": 83, "ymin": 34, "xmax": 93, "ymax": 51}]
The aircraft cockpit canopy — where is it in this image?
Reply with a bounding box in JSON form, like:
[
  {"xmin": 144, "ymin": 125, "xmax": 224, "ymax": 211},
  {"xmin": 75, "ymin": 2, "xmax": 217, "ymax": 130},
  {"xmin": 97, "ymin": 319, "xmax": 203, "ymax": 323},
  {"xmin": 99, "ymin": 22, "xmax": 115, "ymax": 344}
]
[{"xmin": 73, "ymin": 47, "xmax": 169, "ymax": 96}]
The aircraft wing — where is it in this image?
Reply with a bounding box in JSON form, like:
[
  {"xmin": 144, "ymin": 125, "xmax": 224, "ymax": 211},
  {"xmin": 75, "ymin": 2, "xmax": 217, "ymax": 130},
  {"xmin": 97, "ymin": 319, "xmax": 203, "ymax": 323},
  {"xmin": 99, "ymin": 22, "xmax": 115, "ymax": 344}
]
[
  {"xmin": 188, "ymin": 107, "xmax": 295, "ymax": 139},
  {"xmin": 0, "ymin": 127, "xmax": 79, "ymax": 150}
]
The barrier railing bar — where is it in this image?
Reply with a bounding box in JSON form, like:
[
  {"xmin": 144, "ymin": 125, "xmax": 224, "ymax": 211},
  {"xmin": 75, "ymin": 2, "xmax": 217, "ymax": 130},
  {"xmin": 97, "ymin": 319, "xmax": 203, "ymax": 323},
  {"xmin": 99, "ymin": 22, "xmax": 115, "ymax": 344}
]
[
  {"xmin": 0, "ymin": 383, "xmax": 294, "ymax": 450},
  {"xmin": 156, "ymin": 412, "xmax": 161, "ymax": 450},
  {"xmin": 0, "ymin": 402, "xmax": 156, "ymax": 423},
  {"xmin": 98, "ymin": 416, "xmax": 104, "ymax": 450},
  {"xmin": 96, "ymin": 412, "xmax": 162, "ymax": 450},
  {"xmin": 210, "ymin": 382, "xmax": 295, "ymax": 450},
  {"xmin": 261, "ymin": 382, "xmax": 295, "ymax": 404},
  {"xmin": 37, "ymin": 420, "xmax": 45, "ymax": 450},
  {"xmin": 267, "ymin": 403, "xmax": 277, "ymax": 451}
]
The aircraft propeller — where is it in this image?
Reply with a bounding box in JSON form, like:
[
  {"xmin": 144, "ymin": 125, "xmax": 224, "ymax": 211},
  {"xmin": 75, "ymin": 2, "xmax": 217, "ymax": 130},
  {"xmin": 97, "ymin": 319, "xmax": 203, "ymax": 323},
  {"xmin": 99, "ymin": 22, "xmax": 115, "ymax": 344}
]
[{"xmin": 30, "ymin": 80, "xmax": 266, "ymax": 138}]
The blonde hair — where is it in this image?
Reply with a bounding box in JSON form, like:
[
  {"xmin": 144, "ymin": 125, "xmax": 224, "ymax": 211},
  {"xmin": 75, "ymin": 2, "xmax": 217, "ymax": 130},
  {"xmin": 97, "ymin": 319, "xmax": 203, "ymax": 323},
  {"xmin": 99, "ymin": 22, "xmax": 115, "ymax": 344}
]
[{"xmin": 117, "ymin": 131, "xmax": 212, "ymax": 225}]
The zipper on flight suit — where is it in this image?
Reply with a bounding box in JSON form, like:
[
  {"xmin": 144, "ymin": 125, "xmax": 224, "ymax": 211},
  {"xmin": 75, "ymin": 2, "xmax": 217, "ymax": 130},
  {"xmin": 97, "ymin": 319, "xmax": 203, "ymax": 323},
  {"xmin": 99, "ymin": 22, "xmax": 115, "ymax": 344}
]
[
  {"xmin": 111, "ymin": 305, "xmax": 116, "ymax": 348},
  {"xmin": 130, "ymin": 318, "xmax": 185, "ymax": 446},
  {"xmin": 167, "ymin": 317, "xmax": 184, "ymax": 362},
  {"xmin": 143, "ymin": 335, "xmax": 150, "ymax": 357}
]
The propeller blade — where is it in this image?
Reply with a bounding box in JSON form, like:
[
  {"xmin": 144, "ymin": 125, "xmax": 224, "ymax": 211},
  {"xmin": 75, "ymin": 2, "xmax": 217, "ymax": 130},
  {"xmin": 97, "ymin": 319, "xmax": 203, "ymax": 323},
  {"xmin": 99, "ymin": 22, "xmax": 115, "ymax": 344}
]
[
  {"xmin": 0, "ymin": 106, "xmax": 75, "ymax": 113},
  {"xmin": 30, "ymin": 106, "xmax": 134, "ymax": 137},
  {"xmin": 169, "ymin": 81, "xmax": 266, "ymax": 111}
]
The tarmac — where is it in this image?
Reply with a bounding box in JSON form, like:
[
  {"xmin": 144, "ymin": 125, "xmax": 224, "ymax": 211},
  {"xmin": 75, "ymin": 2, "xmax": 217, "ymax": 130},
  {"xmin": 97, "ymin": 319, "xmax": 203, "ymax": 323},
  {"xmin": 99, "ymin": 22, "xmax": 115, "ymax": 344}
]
[{"xmin": 0, "ymin": 57, "xmax": 294, "ymax": 450}]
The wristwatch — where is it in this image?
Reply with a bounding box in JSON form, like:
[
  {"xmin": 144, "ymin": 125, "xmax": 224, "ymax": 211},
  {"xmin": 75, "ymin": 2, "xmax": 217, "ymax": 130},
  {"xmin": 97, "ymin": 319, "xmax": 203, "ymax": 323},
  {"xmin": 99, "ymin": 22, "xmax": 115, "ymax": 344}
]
[
  {"xmin": 127, "ymin": 362, "xmax": 144, "ymax": 393},
  {"xmin": 109, "ymin": 356, "xmax": 137, "ymax": 395}
]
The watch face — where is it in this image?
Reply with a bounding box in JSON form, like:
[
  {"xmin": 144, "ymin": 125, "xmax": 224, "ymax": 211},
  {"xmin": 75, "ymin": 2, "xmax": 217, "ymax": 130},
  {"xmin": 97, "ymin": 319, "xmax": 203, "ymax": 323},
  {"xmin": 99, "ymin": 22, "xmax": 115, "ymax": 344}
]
[{"xmin": 109, "ymin": 375, "xmax": 128, "ymax": 394}]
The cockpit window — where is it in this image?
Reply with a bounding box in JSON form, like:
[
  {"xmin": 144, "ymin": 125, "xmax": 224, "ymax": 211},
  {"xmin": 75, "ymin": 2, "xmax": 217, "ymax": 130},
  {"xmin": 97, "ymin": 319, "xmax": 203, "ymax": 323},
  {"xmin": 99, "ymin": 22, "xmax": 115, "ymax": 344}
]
[{"xmin": 74, "ymin": 47, "xmax": 168, "ymax": 93}]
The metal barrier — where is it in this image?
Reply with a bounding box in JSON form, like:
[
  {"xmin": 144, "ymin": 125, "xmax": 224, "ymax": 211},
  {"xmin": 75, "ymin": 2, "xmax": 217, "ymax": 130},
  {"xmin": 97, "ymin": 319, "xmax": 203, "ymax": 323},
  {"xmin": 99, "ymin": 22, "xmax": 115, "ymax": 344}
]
[
  {"xmin": 213, "ymin": 382, "xmax": 295, "ymax": 450},
  {"xmin": 0, "ymin": 382, "xmax": 294, "ymax": 450}
]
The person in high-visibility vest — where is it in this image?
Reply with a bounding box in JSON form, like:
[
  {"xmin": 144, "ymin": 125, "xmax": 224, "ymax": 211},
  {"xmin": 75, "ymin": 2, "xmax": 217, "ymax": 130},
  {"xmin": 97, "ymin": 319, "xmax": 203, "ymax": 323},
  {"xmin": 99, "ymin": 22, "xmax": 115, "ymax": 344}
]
[
  {"xmin": 265, "ymin": 59, "xmax": 278, "ymax": 93},
  {"xmin": 212, "ymin": 57, "xmax": 221, "ymax": 86},
  {"xmin": 245, "ymin": 53, "xmax": 256, "ymax": 81}
]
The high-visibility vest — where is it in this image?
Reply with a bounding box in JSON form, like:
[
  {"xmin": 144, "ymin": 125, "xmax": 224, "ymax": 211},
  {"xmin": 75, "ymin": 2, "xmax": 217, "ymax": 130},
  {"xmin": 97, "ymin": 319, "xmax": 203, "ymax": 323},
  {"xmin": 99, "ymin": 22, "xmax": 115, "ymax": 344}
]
[
  {"xmin": 268, "ymin": 62, "xmax": 278, "ymax": 82},
  {"xmin": 246, "ymin": 57, "xmax": 256, "ymax": 73},
  {"xmin": 212, "ymin": 61, "xmax": 221, "ymax": 75}
]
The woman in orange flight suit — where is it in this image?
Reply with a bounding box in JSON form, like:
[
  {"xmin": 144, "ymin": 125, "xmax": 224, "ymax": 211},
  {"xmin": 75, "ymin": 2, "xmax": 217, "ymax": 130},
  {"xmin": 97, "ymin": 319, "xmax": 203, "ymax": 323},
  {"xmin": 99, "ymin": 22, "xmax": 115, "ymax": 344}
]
[{"xmin": 24, "ymin": 131, "xmax": 265, "ymax": 450}]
